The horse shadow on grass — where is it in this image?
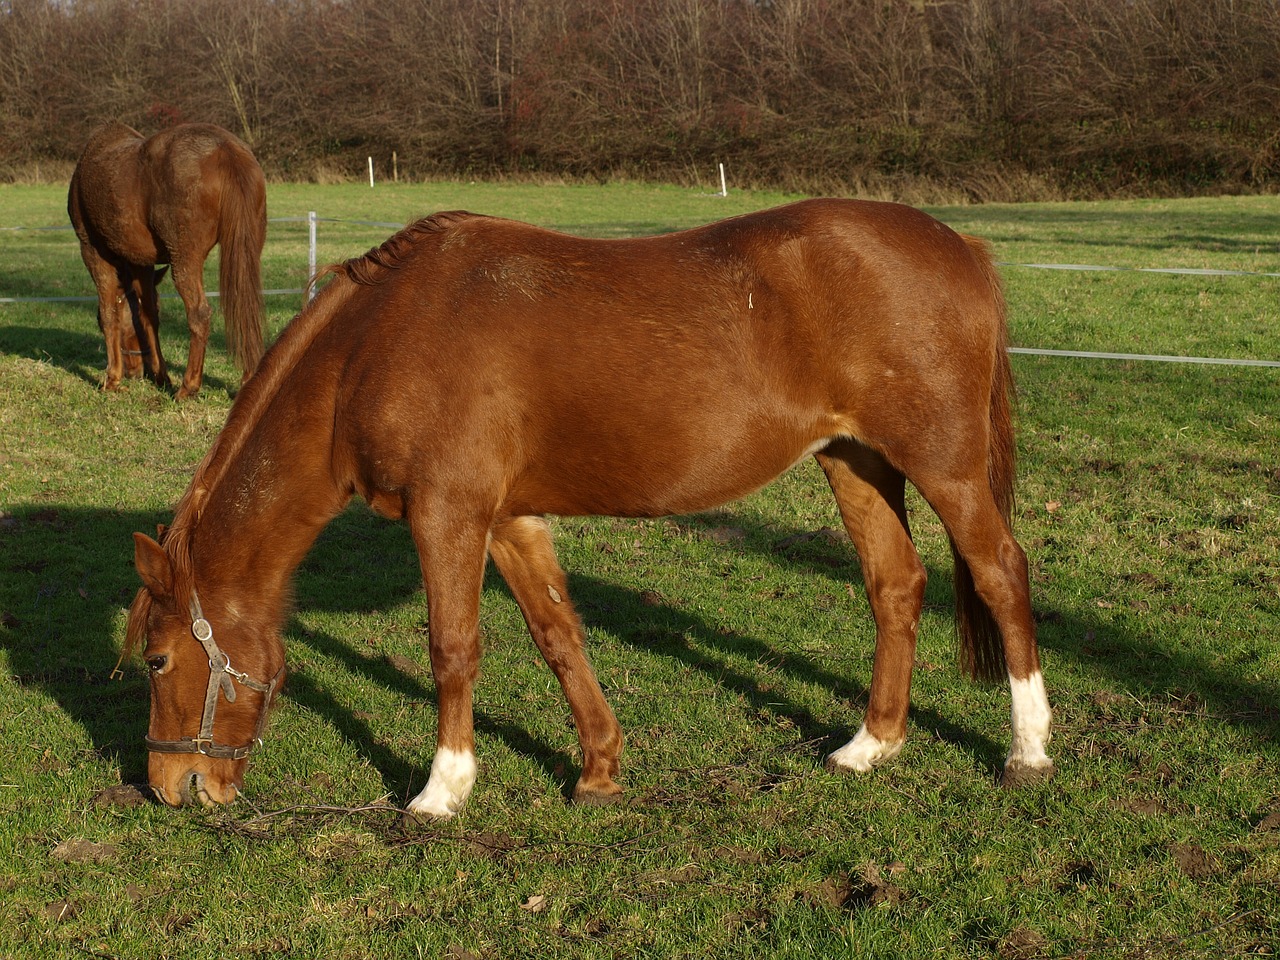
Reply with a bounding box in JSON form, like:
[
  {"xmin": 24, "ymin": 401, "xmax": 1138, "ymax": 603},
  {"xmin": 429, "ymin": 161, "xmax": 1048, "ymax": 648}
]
[
  {"xmin": 0, "ymin": 505, "xmax": 168, "ymax": 785},
  {"xmin": 0, "ymin": 499, "xmax": 994, "ymax": 804},
  {"xmin": 2, "ymin": 498, "xmax": 1276, "ymax": 808},
  {"xmin": 0, "ymin": 323, "xmax": 235, "ymax": 397}
]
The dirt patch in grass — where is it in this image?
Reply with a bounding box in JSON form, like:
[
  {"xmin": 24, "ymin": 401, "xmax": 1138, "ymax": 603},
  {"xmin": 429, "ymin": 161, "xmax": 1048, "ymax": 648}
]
[
  {"xmin": 803, "ymin": 863, "xmax": 906, "ymax": 913},
  {"xmin": 91, "ymin": 783, "xmax": 152, "ymax": 808},
  {"xmin": 998, "ymin": 926, "xmax": 1050, "ymax": 960},
  {"xmin": 50, "ymin": 838, "xmax": 119, "ymax": 864},
  {"xmin": 1169, "ymin": 842, "xmax": 1219, "ymax": 879}
]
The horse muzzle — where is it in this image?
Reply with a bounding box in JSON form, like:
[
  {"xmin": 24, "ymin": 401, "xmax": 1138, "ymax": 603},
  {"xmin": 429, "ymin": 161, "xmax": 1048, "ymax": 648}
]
[{"xmin": 149, "ymin": 752, "xmax": 242, "ymax": 807}]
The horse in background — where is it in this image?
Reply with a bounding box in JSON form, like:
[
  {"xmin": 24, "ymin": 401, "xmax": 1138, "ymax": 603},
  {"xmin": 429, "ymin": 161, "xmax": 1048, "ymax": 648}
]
[{"xmin": 68, "ymin": 122, "xmax": 267, "ymax": 399}]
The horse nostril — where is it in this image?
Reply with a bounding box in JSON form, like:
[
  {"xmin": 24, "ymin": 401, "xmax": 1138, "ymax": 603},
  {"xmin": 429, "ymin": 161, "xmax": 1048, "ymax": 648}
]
[{"xmin": 177, "ymin": 771, "xmax": 200, "ymax": 806}]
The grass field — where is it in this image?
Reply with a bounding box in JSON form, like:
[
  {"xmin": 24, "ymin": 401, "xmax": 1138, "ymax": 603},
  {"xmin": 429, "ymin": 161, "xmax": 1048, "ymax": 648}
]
[{"xmin": 1, "ymin": 183, "xmax": 1278, "ymax": 959}]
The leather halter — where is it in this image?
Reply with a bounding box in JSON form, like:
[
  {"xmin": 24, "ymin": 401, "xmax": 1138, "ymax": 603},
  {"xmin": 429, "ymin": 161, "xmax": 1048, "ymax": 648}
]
[{"xmin": 144, "ymin": 592, "xmax": 283, "ymax": 761}]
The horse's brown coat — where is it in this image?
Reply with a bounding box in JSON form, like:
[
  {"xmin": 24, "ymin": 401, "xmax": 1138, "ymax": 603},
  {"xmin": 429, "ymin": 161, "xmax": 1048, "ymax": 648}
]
[
  {"xmin": 124, "ymin": 199, "xmax": 1048, "ymax": 808},
  {"xmin": 68, "ymin": 122, "xmax": 267, "ymax": 398}
]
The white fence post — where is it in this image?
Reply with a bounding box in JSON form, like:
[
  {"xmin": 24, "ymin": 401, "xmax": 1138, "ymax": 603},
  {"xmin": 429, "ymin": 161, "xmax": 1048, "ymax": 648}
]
[{"xmin": 308, "ymin": 211, "xmax": 317, "ymax": 302}]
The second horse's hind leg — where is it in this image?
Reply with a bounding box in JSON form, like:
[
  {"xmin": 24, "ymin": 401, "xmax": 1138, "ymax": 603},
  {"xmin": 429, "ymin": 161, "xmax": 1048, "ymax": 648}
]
[
  {"xmin": 169, "ymin": 259, "xmax": 211, "ymax": 399},
  {"xmin": 78, "ymin": 244, "xmax": 126, "ymax": 390},
  {"xmin": 489, "ymin": 515, "xmax": 624, "ymax": 804},
  {"xmin": 125, "ymin": 265, "xmax": 170, "ymax": 388},
  {"xmin": 816, "ymin": 440, "xmax": 927, "ymax": 772}
]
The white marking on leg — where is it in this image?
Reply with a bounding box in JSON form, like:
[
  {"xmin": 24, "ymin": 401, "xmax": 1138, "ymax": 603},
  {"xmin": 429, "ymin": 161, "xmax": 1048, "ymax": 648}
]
[
  {"xmin": 825, "ymin": 724, "xmax": 904, "ymax": 773},
  {"xmin": 407, "ymin": 747, "xmax": 478, "ymax": 819},
  {"xmin": 1006, "ymin": 671, "xmax": 1053, "ymax": 771}
]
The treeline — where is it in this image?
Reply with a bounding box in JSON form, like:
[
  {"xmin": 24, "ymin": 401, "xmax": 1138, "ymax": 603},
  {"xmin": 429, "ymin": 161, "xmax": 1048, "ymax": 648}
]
[{"xmin": 3, "ymin": 0, "xmax": 1279, "ymax": 199}]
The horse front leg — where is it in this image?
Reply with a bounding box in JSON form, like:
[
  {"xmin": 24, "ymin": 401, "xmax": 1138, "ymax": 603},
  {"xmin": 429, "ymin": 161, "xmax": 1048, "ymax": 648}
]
[
  {"xmin": 169, "ymin": 260, "xmax": 211, "ymax": 400},
  {"xmin": 404, "ymin": 511, "xmax": 490, "ymax": 821},
  {"xmin": 118, "ymin": 280, "xmax": 145, "ymax": 381},
  {"xmin": 816, "ymin": 441, "xmax": 927, "ymax": 772},
  {"xmin": 488, "ymin": 515, "xmax": 624, "ymax": 804}
]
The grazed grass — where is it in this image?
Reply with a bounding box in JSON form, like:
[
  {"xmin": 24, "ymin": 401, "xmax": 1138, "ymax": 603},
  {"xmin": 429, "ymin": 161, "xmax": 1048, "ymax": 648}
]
[{"xmin": 1, "ymin": 185, "xmax": 1277, "ymax": 959}]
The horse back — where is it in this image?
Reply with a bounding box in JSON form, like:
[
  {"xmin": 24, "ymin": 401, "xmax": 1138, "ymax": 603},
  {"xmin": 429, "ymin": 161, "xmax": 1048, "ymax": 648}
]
[{"xmin": 138, "ymin": 125, "xmax": 263, "ymax": 260}]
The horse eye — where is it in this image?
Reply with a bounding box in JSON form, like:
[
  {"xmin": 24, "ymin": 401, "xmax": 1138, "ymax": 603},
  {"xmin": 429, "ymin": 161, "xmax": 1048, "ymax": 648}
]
[{"xmin": 146, "ymin": 655, "xmax": 168, "ymax": 673}]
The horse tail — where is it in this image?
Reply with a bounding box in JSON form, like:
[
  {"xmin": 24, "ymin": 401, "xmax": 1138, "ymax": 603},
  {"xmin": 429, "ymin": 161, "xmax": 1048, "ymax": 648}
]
[
  {"xmin": 216, "ymin": 149, "xmax": 267, "ymax": 378},
  {"xmin": 953, "ymin": 236, "xmax": 1016, "ymax": 683}
]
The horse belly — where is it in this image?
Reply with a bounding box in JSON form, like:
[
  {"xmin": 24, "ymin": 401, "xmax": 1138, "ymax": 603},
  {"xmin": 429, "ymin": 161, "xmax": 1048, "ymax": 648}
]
[{"xmin": 505, "ymin": 407, "xmax": 842, "ymax": 519}]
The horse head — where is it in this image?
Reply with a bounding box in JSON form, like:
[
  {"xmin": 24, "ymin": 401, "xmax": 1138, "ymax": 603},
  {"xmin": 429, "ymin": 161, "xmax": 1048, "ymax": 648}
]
[{"xmin": 128, "ymin": 532, "xmax": 285, "ymax": 806}]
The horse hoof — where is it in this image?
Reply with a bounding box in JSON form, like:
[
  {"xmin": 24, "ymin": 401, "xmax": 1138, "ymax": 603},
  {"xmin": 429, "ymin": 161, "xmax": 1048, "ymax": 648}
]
[
  {"xmin": 397, "ymin": 809, "xmax": 447, "ymax": 833},
  {"xmin": 1000, "ymin": 759, "xmax": 1056, "ymax": 788},
  {"xmin": 824, "ymin": 754, "xmax": 867, "ymax": 774},
  {"xmin": 572, "ymin": 783, "xmax": 624, "ymax": 807},
  {"xmin": 824, "ymin": 730, "xmax": 904, "ymax": 773}
]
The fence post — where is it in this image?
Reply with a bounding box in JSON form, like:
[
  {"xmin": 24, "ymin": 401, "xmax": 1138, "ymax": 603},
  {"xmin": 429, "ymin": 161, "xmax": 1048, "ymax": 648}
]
[{"xmin": 308, "ymin": 211, "xmax": 317, "ymax": 302}]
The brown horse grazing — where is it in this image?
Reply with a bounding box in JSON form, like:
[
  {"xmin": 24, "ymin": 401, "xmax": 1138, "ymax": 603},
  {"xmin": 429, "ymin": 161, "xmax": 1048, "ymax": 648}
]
[
  {"xmin": 122, "ymin": 200, "xmax": 1054, "ymax": 812},
  {"xmin": 68, "ymin": 122, "xmax": 267, "ymax": 399}
]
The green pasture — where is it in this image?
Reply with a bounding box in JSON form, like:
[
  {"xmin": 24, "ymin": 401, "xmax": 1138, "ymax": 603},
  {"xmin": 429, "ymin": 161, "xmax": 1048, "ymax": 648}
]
[{"xmin": 1, "ymin": 184, "xmax": 1277, "ymax": 958}]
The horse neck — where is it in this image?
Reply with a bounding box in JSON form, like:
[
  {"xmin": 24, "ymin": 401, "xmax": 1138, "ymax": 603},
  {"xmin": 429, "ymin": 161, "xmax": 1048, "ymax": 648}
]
[{"xmin": 186, "ymin": 397, "xmax": 346, "ymax": 642}]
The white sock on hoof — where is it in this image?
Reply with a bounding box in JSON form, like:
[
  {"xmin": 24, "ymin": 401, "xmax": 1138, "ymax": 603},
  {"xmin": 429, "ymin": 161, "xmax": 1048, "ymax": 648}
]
[
  {"xmin": 407, "ymin": 747, "xmax": 478, "ymax": 819},
  {"xmin": 826, "ymin": 724, "xmax": 904, "ymax": 772},
  {"xmin": 1006, "ymin": 671, "xmax": 1053, "ymax": 770}
]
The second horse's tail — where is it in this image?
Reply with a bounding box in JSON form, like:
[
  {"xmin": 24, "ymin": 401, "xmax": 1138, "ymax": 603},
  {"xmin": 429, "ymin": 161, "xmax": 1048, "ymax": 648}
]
[{"xmin": 217, "ymin": 147, "xmax": 267, "ymax": 378}]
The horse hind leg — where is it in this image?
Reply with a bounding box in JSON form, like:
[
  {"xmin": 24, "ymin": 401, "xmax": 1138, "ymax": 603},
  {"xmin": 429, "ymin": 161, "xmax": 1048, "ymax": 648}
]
[
  {"xmin": 488, "ymin": 515, "xmax": 624, "ymax": 805},
  {"xmin": 78, "ymin": 244, "xmax": 127, "ymax": 390},
  {"xmin": 915, "ymin": 475, "xmax": 1054, "ymax": 785},
  {"xmin": 125, "ymin": 265, "xmax": 170, "ymax": 388},
  {"xmin": 816, "ymin": 440, "xmax": 928, "ymax": 773},
  {"xmin": 169, "ymin": 258, "xmax": 212, "ymax": 400}
]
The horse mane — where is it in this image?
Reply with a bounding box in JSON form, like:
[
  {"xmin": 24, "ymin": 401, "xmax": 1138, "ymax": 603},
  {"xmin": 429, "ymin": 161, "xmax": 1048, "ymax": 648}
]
[
  {"xmin": 120, "ymin": 584, "xmax": 153, "ymax": 666},
  {"xmin": 328, "ymin": 211, "xmax": 489, "ymax": 286}
]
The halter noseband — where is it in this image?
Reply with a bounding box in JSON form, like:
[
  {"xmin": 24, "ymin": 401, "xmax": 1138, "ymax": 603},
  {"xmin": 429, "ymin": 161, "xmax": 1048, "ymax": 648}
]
[{"xmin": 143, "ymin": 591, "xmax": 283, "ymax": 761}]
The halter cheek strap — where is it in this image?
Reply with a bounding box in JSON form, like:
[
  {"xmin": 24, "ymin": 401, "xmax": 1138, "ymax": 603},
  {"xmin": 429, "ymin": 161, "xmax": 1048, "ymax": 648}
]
[{"xmin": 143, "ymin": 591, "xmax": 283, "ymax": 761}]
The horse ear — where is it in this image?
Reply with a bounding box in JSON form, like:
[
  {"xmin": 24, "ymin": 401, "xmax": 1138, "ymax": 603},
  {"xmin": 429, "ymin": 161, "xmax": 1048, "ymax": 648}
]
[
  {"xmin": 156, "ymin": 523, "xmax": 168, "ymax": 542},
  {"xmin": 133, "ymin": 532, "xmax": 174, "ymax": 598}
]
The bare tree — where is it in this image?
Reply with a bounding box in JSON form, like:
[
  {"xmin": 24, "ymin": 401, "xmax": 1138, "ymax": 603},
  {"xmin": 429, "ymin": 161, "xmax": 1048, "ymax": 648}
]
[{"xmin": 4, "ymin": 0, "xmax": 1279, "ymax": 196}]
